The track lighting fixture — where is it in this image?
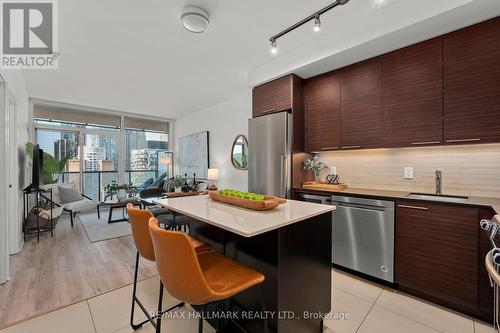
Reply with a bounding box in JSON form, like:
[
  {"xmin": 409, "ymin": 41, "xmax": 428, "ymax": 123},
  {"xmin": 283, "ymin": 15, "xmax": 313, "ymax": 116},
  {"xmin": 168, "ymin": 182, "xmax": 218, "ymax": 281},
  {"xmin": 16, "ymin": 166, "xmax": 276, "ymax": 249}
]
[
  {"xmin": 314, "ymin": 15, "xmax": 321, "ymax": 32},
  {"xmin": 268, "ymin": 0, "xmax": 350, "ymax": 54},
  {"xmin": 270, "ymin": 39, "xmax": 278, "ymax": 54}
]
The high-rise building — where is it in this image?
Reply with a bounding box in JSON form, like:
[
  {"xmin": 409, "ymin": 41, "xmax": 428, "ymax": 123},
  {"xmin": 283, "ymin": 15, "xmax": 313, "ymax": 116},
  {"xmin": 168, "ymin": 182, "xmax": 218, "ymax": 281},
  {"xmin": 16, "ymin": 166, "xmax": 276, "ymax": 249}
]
[
  {"xmin": 54, "ymin": 138, "xmax": 76, "ymax": 162},
  {"xmin": 147, "ymin": 140, "xmax": 168, "ymax": 150},
  {"xmin": 130, "ymin": 149, "xmax": 160, "ymax": 186}
]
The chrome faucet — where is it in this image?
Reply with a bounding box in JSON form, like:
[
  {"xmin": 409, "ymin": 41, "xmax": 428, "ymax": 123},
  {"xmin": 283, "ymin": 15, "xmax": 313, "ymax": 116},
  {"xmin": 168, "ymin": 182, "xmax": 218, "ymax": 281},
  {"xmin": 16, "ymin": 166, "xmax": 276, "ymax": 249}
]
[{"xmin": 435, "ymin": 169, "xmax": 442, "ymax": 195}]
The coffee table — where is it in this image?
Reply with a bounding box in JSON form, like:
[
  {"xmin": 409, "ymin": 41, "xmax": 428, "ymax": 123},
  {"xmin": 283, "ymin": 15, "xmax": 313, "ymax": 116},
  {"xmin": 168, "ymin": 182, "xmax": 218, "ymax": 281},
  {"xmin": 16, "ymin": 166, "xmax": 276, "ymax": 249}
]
[{"xmin": 97, "ymin": 198, "xmax": 142, "ymax": 223}]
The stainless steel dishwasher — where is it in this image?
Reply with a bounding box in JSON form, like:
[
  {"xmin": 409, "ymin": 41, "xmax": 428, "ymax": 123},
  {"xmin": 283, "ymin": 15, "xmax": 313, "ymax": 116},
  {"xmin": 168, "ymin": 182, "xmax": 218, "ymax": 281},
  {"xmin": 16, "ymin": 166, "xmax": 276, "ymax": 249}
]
[{"xmin": 332, "ymin": 195, "xmax": 395, "ymax": 283}]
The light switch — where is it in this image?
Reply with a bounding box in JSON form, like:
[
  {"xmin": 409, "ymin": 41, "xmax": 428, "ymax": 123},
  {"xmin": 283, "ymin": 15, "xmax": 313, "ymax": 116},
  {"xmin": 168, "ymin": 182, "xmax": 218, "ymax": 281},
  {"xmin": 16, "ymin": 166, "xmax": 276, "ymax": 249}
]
[{"xmin": 404, "ymin": 167, "xmax": 414, "ymax": 179}]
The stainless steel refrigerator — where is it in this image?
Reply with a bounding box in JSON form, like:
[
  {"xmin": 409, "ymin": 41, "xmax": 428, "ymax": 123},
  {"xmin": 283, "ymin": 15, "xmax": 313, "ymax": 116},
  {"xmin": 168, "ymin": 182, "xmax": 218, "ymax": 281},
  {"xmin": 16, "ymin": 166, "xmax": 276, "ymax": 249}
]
[{"xmin": 248, "ymin": 112, "xmax": 292, "ymax": 198}]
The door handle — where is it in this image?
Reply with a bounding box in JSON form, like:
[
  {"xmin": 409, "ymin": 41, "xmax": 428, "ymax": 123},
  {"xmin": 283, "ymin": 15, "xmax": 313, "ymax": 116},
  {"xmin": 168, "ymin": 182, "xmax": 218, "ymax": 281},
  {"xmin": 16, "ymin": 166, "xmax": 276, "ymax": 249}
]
[
  {"xmin": 411, "ymin": 141, "xmax": 441, "ymax": 145},
  {"xmin": 341, "ymin": 145, "xmax": 361, "ymax": 149},
  {"xmin": 280, "ymin": 155, "xmax": 287, "ymax": 198},
  {"xmin": 445, "ymin": 138, "xmax": 480, "ymax": 143},
  {"xmin": 397, "ymin": 204, "xmax": 428, "ymax": 210}
]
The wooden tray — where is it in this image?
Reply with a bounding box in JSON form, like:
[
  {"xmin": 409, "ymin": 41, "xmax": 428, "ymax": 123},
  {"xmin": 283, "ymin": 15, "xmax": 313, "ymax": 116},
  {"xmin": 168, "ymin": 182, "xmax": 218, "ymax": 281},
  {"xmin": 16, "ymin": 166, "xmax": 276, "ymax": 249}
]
[
  {"xmin": 302, "ymin": 182, "xmax": 348, "ymax": 191},
  {"xmin": 209, "ymin": 192, "xmax": 287, "ymax": 211}
]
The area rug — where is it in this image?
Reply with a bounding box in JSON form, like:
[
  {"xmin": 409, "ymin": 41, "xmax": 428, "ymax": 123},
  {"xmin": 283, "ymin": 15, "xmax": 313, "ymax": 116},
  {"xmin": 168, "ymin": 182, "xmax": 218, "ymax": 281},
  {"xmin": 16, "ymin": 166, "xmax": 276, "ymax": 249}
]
[{"xmin": 79, "ymin": 210, "xmax": 131, "ymax": 243}]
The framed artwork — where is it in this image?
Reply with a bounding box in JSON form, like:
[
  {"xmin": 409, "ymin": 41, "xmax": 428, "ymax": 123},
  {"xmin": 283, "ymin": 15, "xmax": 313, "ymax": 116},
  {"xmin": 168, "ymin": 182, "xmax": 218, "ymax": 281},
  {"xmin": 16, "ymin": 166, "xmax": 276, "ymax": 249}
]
[{"xmin": 179, "ymin": 131, "xmax": 209, "ymax": 179}]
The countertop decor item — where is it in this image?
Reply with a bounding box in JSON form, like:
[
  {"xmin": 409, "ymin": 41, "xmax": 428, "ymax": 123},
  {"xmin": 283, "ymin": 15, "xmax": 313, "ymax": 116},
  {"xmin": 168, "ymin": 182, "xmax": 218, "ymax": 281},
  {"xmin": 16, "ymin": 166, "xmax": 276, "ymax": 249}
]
[
  {"xmin": 209, "ymin": 191, "xmax": 286, "ymax": 211},
  {"xmin": 302, "ymin": 182, "xmax": 348, "ymax": 191},
  {"xmin": 326, "ymin": 174, "xmax": 340, "ymax": 184},
  {"xmin": 303, "ymin": 156, "xmax": 328, "ymax": 183},
  {"xmin": 207, "ymin": 168, "xmax": 219, "ymax": 190}
]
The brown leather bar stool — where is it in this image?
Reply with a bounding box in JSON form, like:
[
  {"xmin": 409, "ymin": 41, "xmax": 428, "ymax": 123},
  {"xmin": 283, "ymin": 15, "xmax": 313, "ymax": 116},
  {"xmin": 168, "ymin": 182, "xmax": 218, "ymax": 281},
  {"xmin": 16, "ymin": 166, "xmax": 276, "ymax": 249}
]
[
  {"xmin": 148, "ymin": 217, "xmax": 268, "ymax": 333},
  {"xmin": 126, "ymin": 204, "xmax": 211, "ymax": 331}
]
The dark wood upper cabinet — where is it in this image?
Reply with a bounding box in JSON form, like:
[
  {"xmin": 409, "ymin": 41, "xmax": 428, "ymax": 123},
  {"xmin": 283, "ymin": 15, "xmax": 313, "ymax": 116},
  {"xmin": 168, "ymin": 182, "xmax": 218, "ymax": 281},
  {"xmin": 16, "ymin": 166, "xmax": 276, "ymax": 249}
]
[
  {"xmin": 382, "ymin": 39, "xmax": 443, "ymax": 147},
  {"xmin": 304, "ymin": 72, "xmax": 341, "ymax": 152},
  {"xmin": 443, "ymin": 17, "xmax": 500, "ymax": 144},
  {"xmin": 395, "ymin": 200, "xmax": 479, "ymax": 316},
  {"xmin": 340, "ymin": 58, "xmax": 382, "ymax": 148},
  {"xmin": 252, "ymin": 75, "xmax": 294, "ymax": 117}
]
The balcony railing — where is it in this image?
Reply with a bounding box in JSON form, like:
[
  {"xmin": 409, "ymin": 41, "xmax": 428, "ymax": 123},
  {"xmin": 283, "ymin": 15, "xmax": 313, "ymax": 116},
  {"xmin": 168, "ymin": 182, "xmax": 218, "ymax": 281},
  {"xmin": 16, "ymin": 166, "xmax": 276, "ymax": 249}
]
[{"xmin": 54, "ymin": 170, "xmax": 163, "ymax": 202}]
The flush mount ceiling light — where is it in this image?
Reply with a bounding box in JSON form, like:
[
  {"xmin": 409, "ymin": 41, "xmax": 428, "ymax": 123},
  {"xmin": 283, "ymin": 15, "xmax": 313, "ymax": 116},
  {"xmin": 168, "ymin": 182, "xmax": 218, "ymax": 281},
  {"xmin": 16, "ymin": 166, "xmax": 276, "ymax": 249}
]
[
  {"xmin": 181, "ymin": 6, "xmax": 210, "ymax": 33},
  {"xmin": 269, "ymin": 0, "xmax": 351, "ymax": 54}
]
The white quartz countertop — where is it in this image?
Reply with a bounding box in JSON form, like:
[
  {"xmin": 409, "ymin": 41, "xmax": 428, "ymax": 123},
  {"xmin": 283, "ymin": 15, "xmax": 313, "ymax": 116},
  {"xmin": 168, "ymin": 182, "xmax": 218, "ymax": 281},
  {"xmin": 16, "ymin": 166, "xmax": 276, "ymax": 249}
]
[{"xmin": 153, "ymin": 195, "xmax": 335, "ymax": 237}]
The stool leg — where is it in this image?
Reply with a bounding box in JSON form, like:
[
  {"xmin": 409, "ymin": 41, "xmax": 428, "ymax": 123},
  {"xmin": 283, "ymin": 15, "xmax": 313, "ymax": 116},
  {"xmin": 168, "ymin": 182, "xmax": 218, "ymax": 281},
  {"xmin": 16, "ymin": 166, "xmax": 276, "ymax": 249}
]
[
  {"xmin": 130, "ymin": 252, "xmax": 145, "ymax": 329},
  {"xmin": 259, "ymin": 284, "xmax": 269, "ymax": 333},
  {"xmin": 156, "ymin": 281, "xmax": 164, "ymax": 333},
  {"xmin": 130, "ymin": 252, "xmax": 149, "ymax": 330}
]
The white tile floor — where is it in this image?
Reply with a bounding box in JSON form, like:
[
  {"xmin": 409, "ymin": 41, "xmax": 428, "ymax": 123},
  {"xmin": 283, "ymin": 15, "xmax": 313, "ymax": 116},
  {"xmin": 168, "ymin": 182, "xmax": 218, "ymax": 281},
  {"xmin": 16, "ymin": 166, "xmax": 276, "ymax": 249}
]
[{"xmin": 0, "ymin": 269, "xmax": 495, "ymax": 333}]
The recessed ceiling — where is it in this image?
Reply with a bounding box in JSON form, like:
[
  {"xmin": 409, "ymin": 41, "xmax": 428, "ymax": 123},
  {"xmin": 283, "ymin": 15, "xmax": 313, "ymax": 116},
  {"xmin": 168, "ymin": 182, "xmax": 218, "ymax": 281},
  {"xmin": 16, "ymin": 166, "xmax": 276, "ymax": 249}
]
[{"xmin": 22, "ymin": 0, "xmax": 500, "ymax": 119}]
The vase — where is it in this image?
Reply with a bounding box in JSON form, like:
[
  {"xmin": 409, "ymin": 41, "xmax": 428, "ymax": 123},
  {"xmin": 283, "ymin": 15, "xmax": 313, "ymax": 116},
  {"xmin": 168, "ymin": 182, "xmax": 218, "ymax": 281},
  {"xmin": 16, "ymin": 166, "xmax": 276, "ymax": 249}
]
[
  {"xmin": 175, "ymin": 186, "xmax": 182, "ymax": 193},
  {"xmin": 116, "ymin": 189, "xmax": 127, "ymax": 201},
  {"xmin": 315, "ymin": 174, "xmax": 321, "ymax": 183}
]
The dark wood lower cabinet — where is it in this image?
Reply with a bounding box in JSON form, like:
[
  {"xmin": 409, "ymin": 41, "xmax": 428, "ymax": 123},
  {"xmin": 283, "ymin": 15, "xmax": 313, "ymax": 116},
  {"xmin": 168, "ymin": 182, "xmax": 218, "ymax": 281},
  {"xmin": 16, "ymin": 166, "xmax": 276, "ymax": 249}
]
[{"xmin": 395, "ymin": 200, "xmax": 479, "ymax": 316}]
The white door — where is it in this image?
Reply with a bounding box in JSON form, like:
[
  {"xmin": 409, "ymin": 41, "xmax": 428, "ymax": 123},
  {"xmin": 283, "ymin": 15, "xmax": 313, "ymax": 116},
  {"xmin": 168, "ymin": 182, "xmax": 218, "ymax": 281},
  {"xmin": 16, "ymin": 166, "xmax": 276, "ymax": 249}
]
[
  {"xmin": 7, "ymin": 93, "xmax": 19, "ymax": 254},
  {"xmin": 0, "ymin": 80, "xmax": 8, "ymax": 283}
]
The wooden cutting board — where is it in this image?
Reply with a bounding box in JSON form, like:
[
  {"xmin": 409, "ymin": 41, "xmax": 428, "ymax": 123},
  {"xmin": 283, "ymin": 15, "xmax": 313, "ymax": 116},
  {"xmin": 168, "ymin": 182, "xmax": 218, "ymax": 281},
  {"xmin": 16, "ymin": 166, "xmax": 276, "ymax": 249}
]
[{"xmin": 302, "ymin": 182, "xmax": 348, "ymax": 191}]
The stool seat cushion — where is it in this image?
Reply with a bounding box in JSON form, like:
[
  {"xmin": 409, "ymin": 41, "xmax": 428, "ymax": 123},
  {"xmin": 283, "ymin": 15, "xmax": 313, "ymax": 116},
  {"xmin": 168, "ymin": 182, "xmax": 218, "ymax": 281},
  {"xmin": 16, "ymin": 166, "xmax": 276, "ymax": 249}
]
[{"xmin": 197, "ymin": 250, "xmax": 265, "ymax": 301}]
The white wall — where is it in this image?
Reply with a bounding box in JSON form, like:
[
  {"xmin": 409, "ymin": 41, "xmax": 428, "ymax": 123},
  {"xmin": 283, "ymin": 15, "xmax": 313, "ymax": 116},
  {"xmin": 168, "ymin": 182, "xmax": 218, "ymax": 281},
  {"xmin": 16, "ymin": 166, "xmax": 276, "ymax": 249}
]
[
  {"xmin": 173, "ymin": 92, "xmax": 251, "ymax": 191},
  {"xmin": 0, "ymin": 70, "xmax": 29, "ymax": 283}
]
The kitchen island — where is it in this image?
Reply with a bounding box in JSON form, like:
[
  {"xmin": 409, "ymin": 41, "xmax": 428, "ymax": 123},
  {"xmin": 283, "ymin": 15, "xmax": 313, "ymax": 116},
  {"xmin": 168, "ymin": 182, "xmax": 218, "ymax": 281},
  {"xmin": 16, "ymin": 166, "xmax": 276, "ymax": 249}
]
[{"xmin": 153, "ymin": 195, "xmax": 335, "ymax": 333}]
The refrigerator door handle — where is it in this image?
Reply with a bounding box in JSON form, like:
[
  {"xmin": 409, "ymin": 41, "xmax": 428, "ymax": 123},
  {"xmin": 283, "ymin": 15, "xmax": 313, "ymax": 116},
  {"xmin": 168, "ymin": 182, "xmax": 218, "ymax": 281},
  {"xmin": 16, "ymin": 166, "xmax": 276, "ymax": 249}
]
[{"xmin": 280, "ymin": 154, "xmax": 287, "ymax": 198}]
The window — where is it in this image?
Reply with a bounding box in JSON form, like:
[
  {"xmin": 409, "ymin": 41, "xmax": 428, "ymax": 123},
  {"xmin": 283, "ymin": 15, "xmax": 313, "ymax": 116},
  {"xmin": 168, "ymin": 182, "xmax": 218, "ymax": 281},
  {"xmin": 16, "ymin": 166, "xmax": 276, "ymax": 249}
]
[
  {"xmin": 82, "ymin": 133, "xmax": 119, "ymax": 200},
  {"xmin": 35, "ymin": 129, "xmax": 81, "ymax": 189},
  {"xmin": 33, "ymin": 104, "xmax": 171, "ymax": 202},
  {"xmin": 125, "ymin": 117, "xmax": 172, "ymax": 188}
]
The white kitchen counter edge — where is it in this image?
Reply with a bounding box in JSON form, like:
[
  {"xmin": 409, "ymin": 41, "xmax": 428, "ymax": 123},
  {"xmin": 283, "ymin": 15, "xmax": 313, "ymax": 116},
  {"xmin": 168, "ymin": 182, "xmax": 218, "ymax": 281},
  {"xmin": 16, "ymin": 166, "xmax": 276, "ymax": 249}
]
[{"xmin": 153, "ymin": 195, "xmax": 335, "ymax": 238}]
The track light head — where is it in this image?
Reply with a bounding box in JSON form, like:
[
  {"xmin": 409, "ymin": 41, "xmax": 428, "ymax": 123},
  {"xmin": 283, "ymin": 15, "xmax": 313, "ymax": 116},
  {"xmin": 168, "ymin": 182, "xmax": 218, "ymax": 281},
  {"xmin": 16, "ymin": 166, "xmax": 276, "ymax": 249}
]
[
  {"xmin": 270, "ymin": 39, "xmax": 278, "ymax": 54},
  {"xmin": 314, "ymin": 16, "xmax": 321, "ymax": 32}
]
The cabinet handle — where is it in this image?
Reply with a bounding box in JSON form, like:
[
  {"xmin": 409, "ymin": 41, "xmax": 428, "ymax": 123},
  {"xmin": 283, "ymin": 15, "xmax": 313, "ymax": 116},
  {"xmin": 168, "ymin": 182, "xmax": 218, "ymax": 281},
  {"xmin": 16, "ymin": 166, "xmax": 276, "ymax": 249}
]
[
  {"xmin": 411, "ymin": 141, "xmax": 441, "ymax": 145},
  {"xmin": 445, "ymin": 138, "xmax": 480, "ymax": 143},
  {"xmin": 261, "ymin": 108, "xmax": 276, "ymax": 114},
  {"xmin": 321, "ymin": 147, "xmax": 339, "ymax": 150},
  {"xmin": 398, "ymin": 204, "xmax": 428, "ymax": 210},
  {"xmin": 341, "ymin": 145, "xmax": 361, "ymax": 149}
]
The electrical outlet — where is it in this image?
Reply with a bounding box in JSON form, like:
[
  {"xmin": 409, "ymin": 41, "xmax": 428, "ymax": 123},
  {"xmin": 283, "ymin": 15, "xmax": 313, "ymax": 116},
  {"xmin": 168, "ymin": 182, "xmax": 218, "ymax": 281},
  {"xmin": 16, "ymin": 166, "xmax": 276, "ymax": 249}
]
[{"xmin": 404, "ymin": 167, "xmax": 414, "ymax": 180}]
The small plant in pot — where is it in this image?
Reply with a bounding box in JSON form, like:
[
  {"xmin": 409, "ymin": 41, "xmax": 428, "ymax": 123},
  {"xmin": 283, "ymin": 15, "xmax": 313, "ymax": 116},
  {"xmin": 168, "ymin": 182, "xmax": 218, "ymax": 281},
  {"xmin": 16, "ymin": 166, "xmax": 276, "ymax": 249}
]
[
  {"xmin": 104, "ymin": 181, "xmax": 136, "ymax": 201},
  {"xmin": 173, "ymin": 176, "xmax": 186, "ymax": 193},
  {"xmin": 303, "ymin": 156, "xmax": 328, "ymax": 183}
]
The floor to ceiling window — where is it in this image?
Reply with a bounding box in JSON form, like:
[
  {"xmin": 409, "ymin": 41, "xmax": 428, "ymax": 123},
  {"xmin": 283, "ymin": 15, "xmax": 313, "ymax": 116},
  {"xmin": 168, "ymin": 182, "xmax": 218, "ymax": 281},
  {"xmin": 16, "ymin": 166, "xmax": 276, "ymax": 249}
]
[
  {"xmin": 33, "ymin": 104, "xmax": 171, "ymax": 201},
  {"xmin": 124, "ymin": 116, "xmax": 172, "ymax": 189}
]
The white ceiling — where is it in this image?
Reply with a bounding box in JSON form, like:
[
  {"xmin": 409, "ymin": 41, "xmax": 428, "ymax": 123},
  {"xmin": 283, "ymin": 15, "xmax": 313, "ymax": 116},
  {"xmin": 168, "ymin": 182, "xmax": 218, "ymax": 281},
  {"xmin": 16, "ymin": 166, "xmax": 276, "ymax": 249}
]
[{"xmin": 23, "ymin": 0, "xmax": 500, "ymax": 120}]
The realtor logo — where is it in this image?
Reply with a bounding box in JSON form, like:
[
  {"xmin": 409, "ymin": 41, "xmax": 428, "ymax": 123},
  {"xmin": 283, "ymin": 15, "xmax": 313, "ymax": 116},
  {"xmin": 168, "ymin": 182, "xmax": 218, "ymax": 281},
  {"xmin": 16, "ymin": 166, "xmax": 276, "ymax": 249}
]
[{"xmin": 0, "ymin": 0, "xmax": 58, "ymax": 69}]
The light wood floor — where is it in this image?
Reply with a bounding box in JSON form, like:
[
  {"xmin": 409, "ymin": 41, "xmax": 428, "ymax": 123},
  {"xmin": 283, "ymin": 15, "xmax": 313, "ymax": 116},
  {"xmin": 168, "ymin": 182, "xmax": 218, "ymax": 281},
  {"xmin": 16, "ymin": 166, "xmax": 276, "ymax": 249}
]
[{"xmin": 0, "ymin": 212, "xmax": 157, "ymax": 329}]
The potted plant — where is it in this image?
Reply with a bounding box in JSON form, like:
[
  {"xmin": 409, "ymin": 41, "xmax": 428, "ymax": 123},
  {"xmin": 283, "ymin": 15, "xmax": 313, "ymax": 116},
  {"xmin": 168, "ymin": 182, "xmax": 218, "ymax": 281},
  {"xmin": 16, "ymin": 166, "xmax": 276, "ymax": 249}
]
[
  {"xmin": 173, "ymin": 175, "xmax": 186, "ymax": 193},
  {"xmin": 26, "ymin": 142, "xmax": 73, "ymax": 184},
  {"xmin": 303, "ymin": 156, "xmax": 328, "ymax": 183},
  {"xmin": 104, "ymin": 181, "xmax": 136, "ymax": 201}
]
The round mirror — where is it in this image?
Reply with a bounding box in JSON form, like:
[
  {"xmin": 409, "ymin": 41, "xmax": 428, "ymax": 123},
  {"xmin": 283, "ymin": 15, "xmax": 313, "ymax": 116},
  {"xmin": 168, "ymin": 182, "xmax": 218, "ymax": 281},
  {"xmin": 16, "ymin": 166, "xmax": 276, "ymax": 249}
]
[{"xmin": 231, "ymin": 135, "xmax": 248, "ymax": 170}]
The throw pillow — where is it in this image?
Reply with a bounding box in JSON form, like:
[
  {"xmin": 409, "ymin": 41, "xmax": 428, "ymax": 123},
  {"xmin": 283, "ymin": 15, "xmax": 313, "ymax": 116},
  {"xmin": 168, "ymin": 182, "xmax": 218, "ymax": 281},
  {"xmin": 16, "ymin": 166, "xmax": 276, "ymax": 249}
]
[{"xmin": 58, "ymin": 184, "xmax": 83, "ymax": 203}]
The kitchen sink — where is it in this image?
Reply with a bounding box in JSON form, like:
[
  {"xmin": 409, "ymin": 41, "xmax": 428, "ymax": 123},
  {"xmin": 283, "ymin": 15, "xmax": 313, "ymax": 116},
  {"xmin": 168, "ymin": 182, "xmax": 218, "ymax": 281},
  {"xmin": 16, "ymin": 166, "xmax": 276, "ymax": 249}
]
[{"xmin": 406, "ymin": 192, "xmax": 470, "ymax": 204}]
